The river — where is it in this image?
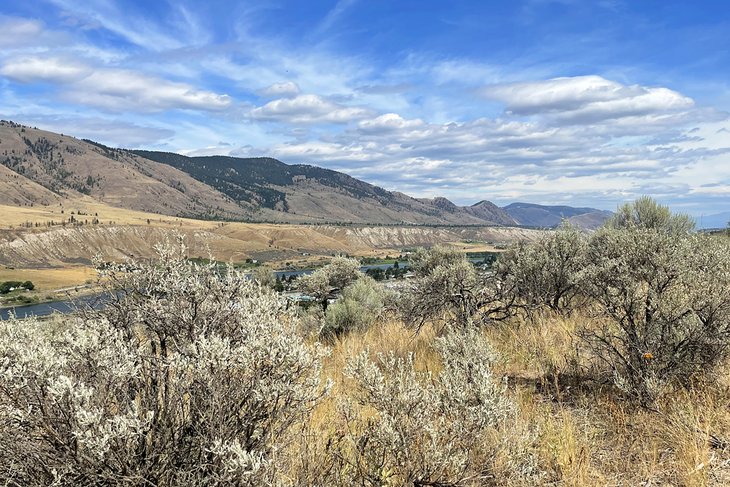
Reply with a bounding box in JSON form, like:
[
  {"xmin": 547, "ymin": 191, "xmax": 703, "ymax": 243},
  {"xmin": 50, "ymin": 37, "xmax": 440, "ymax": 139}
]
[
  {"xmin": 0, "ymin": 262, "xmax": 411, "ymax": 320},
  {"xmin": 0, "ymin": 293, "xmax": 112, "ymax": 320}
]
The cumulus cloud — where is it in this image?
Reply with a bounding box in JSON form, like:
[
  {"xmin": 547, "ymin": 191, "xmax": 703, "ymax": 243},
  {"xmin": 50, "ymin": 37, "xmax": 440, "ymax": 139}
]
[
  {"xmin": 481, "ymin": 75, "xmax": 695, "ymax": 123},
  {"xmin": 258, "ymin": 74, "xmax": 728, "ymax": 208},
  {"xmin": 258, "ymin": 81, "xmax": 300, "ymax": 98},
  {"xmin": 249, "ymin": 94, "xmax": 371, "ymax": 123},
  {"xmin": 357, "ymin": 113, "xmax": 426, "ymax": 133}
]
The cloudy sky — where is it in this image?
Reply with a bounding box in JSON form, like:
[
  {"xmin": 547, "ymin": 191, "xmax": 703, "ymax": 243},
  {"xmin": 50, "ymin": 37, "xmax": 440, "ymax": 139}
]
[{"xmin": 1, "ymin": 0, "xmax": 729, "ymax": 214}]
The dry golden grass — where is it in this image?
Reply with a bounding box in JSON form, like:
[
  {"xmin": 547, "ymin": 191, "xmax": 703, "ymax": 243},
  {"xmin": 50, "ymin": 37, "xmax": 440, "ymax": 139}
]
[
  {"xmin": 0, "ymin": 265, "xmax": 96, "ymax": 291},
  {"xmin": 0, "ymin": 200, "xmax": 406, "ymax": 267},
  {"xmin": 305, "ymin": 314, "xmax": 730, "ymax": 486}
]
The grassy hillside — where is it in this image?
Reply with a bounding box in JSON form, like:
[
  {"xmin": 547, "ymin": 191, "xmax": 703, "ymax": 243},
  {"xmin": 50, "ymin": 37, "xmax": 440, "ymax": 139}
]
[
  {"xmin": 0, "ymin": 121, "xmax": 251, "ymax": 220},
  {"xmin": 133, "ymin": 149, "xmax": 518, "ymax": 225},
  {"xmin": 131, "ymin": 150, "xmax": 395, "ymax": 211}
]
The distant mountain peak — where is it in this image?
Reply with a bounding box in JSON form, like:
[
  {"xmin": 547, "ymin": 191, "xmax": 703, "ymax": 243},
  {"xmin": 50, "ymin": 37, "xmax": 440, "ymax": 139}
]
[
  {"xmin": 430, "ymin": 196, "xmax": 459, "ymax": 212},
  {"xmin": 502, "ymin": 202, "xmax": 612, "ymax": 229},
  {"xmin": 471, "ymin": 200, "xmax": 500, "ymax": 208}
]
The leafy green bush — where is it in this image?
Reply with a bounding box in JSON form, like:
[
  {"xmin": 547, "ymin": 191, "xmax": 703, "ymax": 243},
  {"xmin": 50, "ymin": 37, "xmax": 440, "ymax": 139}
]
[
  {"xmin": 323, "ymin": 277, "xmax": 386, "ymax": 336},
  {"xmin": 0, "ymin": 281, "xmax": 34, "ymax": 294}
]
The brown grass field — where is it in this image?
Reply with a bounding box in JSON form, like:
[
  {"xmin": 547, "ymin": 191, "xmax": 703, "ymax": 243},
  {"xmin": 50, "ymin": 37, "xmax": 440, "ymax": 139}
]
[
  {"xmin": 0, "ymin": 200, "xmax": 523, "ymax": 288},
  {"xmin": 0, "ymin": 266, "xmax": 97, "ymax": 292}
]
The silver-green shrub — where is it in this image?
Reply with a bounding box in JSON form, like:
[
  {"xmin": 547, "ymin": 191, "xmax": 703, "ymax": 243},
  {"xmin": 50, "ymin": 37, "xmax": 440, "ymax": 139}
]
[
  {"xmin": 250, "ymin": 264, "xmax": 276, "ymax": 289},
  {"xmin": 0, "ymin": 241, "xmax": 328, "ymax": 486},
  {"xmin": 582, "ymin": 228, "xmax": 730, "ymax": 403},
  {"xmin": 402, "ymin": 245, "xmax": 526, "ymax": 329},
  {"xmin": 341, "ymin": 328, "xmax": 540, "ymax": 485},
  {"xmin": 298, "ymin": 256, "xmax": 362, "ymax": 310},
  {"xmin": 323, "ymin": 276, "xmax": 386, "ymax": 336},
  {"xmin": 402, "ymin": 246, "xmax": 482, "ymax": 329},
  {"xmin": 495, "ymin": 224, "xmax": 587, "ymax": 315},
  {"xmin": 608, "ymin": 195, "xmax": 695, "ymax": 234}
]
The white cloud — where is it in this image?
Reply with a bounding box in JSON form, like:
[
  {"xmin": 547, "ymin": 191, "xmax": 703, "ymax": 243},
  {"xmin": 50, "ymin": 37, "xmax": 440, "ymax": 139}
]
[
  {"xmin": 1, "ymin": 56, "xmax": 91, "ymax": 83},
  {"xmin": 357, "ymin": 113, "xmax": 426, "ymax": 133},
  {"xmin": 258, "ymin": 81, "xmax": 300, "ymax": 98},
  {"xmin": 69, "ymin": 70, "xmax": 232, "ymax": 112},
  {"xmin": 0, "ymin": 17, "xmax": 44, "ymax": 47},
  {"xmin": 255, "ymin": 75, "xmax": 728, "ymax": 209},
  {"xmin": 0, "ymin": 16, "xmax": 75, "ymax": 53},
  {"xmin": 481, "ymin": 75, "xmax": 695, "ymax": 123},
  {"xmin": 0, "ymin": 54, "xmax": 231, "ymax": 112},
  {"xmin": 250, "ymin": 94, "xmax": 370, "ymax": 123}
]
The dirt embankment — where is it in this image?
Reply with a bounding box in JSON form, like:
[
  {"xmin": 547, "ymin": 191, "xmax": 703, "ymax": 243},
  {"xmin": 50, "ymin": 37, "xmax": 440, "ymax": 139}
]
[
  {"xmin": 0, "ymin": 226, "xmax": 248, "ymax": 268},
  {"xmin": 312, "ymin": 225, "xmax": 546, "ymax": 250},
  {"xmin": 0, "ymin": 224, "xmax": 547, "ymax": 269}
]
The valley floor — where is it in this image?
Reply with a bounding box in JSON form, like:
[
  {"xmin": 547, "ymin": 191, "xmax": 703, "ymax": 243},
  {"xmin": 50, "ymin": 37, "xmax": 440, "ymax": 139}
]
[{"xmin": 0, "ymin": 200, "xmax": 540, "ymax": 291}]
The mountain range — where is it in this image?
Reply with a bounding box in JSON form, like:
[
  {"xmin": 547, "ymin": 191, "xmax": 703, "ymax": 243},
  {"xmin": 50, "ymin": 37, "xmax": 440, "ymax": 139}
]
[
  {"xmin": 695, "ymin": 212, "xmax": 730, "ymax": 230},
  {"xmin": 0, "ymin": 120, "xmax": 611, "ymax": 228}
]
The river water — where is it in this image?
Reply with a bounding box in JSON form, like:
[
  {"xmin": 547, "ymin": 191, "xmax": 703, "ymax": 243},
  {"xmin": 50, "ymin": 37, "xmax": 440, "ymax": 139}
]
[
  {"xmin": 0, "ymin": 262, "xmax": 411, "ymax": 320},
  {"xmin": 0, "ymin": 293, "xmax": 111, "ymax": 320}
]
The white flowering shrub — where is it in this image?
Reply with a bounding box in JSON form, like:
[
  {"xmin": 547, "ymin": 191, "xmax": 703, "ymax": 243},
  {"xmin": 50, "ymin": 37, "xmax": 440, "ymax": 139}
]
[
  {"xmin": 340, "ymin": 328, "xmax": 539, "ymax": 485},
  {"xmin": 0, "ymin": 240, "xmax": 328, "ymax": 486}
]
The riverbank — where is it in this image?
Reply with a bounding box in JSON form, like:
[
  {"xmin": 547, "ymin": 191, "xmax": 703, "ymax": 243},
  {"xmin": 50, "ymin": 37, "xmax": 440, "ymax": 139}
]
[{"xmin": 0, "ymin": 261, "xmax": 409, "ymax": 320}]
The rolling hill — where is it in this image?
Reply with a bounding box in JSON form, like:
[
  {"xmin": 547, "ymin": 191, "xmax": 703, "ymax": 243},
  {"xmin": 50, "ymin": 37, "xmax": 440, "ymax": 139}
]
[
  {"xmin": 0, "ymin": 121, "xmax": 251, "ymax": 220},
  {"xmin": 0, "ymin": 120, "xmax": 609, "ymax": 228},
  {"xmin": 131, "ymin": 150, "xmax": 519, "ymax": 225}
]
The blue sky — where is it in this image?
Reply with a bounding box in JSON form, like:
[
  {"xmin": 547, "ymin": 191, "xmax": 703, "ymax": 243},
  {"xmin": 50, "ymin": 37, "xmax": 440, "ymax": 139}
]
[{"xmin": 1, "ymin": 0, "xmax": 729, "ymax": 214}]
